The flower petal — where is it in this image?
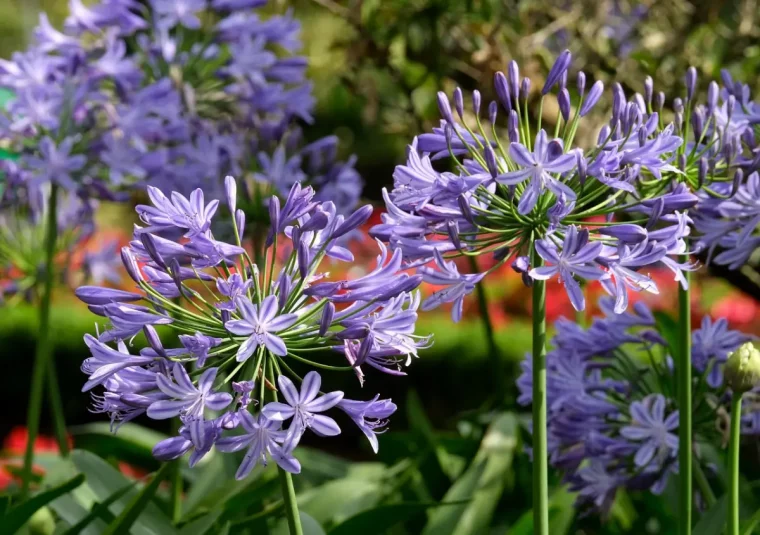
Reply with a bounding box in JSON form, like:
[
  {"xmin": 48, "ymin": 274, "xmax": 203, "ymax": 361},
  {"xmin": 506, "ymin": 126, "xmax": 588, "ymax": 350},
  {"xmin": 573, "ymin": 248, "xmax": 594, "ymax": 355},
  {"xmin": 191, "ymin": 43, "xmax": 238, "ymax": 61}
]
[
  {"xmin": 309, "ymin": 414, "xmax": 342, "ymax": 436},
  {"xmin": 267, "ymin": 313, "xmax": 299, "ymax": 332},
  {"xmin": 236, "ymin": 336, "xmax": 258, "ymax": 362},
  {"xmin": 262, "ymin": 402, "xmax": 296, "ymax": 421},
  {"xmin": 277, "ymin": 375, "xmax": 300, "ymax": 406},
  {"xmin": 225, "ymin": 319, "xmax": 254, "ymax": 336},
  {"xmin": 147, "ymin": 400, "xmax": 188, "ymax": 419},
  {"xmin": 304, "ymin": 391, "xmax": 344, "ymax": 413},
  {"xmin": 299, "ymin": 371, "xmax": 321, "ymax": 404},
  {"xmin": 264, "ymin": 333, "xmax": 287, "ymax": 356}
]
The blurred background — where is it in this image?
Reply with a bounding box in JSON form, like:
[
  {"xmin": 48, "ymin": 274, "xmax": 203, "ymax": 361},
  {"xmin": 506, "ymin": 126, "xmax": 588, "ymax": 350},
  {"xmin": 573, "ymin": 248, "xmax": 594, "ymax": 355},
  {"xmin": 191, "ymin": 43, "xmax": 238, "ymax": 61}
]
[{"xmin": 3, "ymin": 1, "xmax": 760, "ymax": 532}]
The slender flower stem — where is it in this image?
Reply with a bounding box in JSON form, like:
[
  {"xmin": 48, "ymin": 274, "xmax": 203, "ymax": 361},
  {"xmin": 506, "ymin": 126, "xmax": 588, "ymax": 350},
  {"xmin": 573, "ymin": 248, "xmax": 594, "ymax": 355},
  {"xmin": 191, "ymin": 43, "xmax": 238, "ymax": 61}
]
[
  {"xmin": 677, "ymin": 261, "xmax": 692, "ymax": 535},
  {"xmin": 467, "ymin": 256, "xmax": 500, "ymax": 380},
  {"xmin": 728, "ymin": 392, "xmax": 743, "ymax": 535},
  {"xmin": 530, "ymin": 247, "xmax": 549, "ymax": 535},
  {"xmin": 46, "ymin": 359, "xmax": 69, "ymax": 456},
  {"xmin": 267, "ymin": 357, "xmax": 303, "ymax": 535},
  {"xmin": 170, "ymin": 419, "xmax": 182, "ymax": 523},
  {"xmin": 21, "ymin": 183, "xmax": 60, "ymax": 499},
  {"xmin": 278, "ymin": 469, "xmax": 303, "ymax": 535},
  {"xmin": 693, "ymin": 462, "xmax": 716, "ymax": 509}
]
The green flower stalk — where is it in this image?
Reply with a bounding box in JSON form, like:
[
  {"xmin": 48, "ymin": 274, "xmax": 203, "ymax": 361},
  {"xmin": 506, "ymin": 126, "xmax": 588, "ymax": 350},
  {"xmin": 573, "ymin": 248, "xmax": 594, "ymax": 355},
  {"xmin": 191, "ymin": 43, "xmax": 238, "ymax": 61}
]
[{"xmin": 725, "ymin": 342, "xmax": 760, "ymax": 535}]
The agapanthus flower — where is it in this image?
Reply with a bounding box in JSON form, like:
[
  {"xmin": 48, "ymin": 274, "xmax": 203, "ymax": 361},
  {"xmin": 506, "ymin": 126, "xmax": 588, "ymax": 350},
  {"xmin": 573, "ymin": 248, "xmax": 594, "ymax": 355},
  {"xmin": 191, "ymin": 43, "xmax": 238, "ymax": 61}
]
[
  {"xmin": 77, "ymin": 179, "xmax": 425, "ymax": 475},
  {"xmin": 0, "ymin": 0, "xmax": 362, "ymax": 258},
  {"xmin": 516, "ymin": 296, "xmax": 759, "ymax": 514},
  {"xmin": 372, "ymin": 50, "xmax": 698, "ymax": 316}
]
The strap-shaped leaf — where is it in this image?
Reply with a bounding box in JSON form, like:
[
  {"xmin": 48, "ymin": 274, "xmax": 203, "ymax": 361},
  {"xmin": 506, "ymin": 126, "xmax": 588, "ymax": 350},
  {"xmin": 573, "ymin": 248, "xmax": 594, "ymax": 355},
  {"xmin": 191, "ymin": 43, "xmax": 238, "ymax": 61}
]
[
  {"xmin": 62, "ymin": 482, "xmax": 136, "ymax": 535},
  {"xmin": 101, "ymin": 463, "xmax": 172, "ymax": 535},
  {"xmin": 3, "ymin": 473, "xmax": 85, "ymax": 534}
]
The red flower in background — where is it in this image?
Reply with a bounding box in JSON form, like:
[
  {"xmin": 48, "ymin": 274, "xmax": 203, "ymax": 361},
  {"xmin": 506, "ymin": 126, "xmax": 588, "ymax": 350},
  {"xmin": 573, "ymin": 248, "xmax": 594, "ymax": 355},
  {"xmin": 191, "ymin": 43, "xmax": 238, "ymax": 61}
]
[
  {"xmin": 713, "ymin": 292, "xmax": 760, "ymax": 329},
  {"xmin": 0, "ymin": 427, "xmax": 149, "ymax": 489},
  {"xmin": 0, "ymin": 427, "xmax": 72, "ymax": 489}
]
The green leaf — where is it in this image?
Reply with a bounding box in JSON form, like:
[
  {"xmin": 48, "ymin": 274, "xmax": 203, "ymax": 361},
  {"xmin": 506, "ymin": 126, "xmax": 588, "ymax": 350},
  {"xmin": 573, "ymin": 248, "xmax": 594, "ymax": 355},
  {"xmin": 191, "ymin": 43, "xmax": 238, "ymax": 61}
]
[
  {"xmin": 742, "ymin": 504, "xmax": 760, "ymax": 535},
  {"xmin": 64, "ymin": 450, "xmax": 177, "ymax": 535},
  {"xmin": 508, "ymin": 485, "xmax": 577, "ymax": 535},
  {"xmin": 654, "ymin": 311, "xmax": 680, "ymax": 357},
  {"xmin": 69, "ymin": 423, "xmax": 168, "ymax": 468},
  {"xmin": 179, "ymin": 510, "xmax": 222, "ymax": 535},
  {"xmin": 328, "ymin": 502, "xmax": 465, "ymax": 535},
  {"xmin": 422, "ymin": 413, "xmax": 519, "ymax": 535},
  {"xmin": 406, "ymin": 390, "xmax": 462, "ymax": 481},
  {"xmin": 298, "ymin": 478, "xmax": 382, "ymax": 526},
  {"xmin": 62, "ymin": 483, "xmax": 136, "ymax": 535},
  {"xmin": 271, "ymin": 512, "xmax": 326, "ymax": 535},
  {"xmin": 0, "ymin": 495, "xmax": 11, "ymax": 515},
  {"xmin": 101, "ymin": 463, "xmax": 172, "ymax": 535},
  {"xmin": 694, "ymin": 495, "xmax": 727, "ymax": 535},
  {"xmin": 2, "ymin": 473, "xmax": 85, "ymax": 534}
]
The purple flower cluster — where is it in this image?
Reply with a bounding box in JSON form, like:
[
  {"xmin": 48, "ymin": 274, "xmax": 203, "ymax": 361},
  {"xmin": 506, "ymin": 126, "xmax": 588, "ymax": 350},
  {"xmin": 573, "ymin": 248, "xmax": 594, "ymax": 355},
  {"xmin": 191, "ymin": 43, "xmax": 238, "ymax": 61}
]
[
  {"xmin": 76, "ymin": 177, "xmax": 426, "ymax": 476},
  {"xmin": 516, "ymin": 297, "xmax": 758, "ymax": 513},
  {"xmin": 0, "ymin": 0, "xmax": 361, "ymax": 213},
  {"xmin": 372, "ymin": 50, "xmax": 699, "ymax": 318},
  {"xmin": 673, "ymin": 69, "xmax": 760, "ymax": 270}
]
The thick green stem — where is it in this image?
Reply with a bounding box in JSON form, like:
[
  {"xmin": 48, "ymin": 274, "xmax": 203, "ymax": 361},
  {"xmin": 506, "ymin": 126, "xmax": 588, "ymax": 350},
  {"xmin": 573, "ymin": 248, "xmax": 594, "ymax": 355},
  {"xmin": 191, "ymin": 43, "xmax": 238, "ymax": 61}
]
[
  {"xmin": 677, "ymin": 263, "xmax": 692, "ymax": 535},
  {"xmin": 530, "ymin": 248, "xmax": 549, "ymax": 535},
  {"xmin": 21, "ymin": 184, "xmax": 60, "ymax": 499},
  {"xmin": 46, "ymin": 359, "xmax": 69, "ymax": 456},
  {"xmin": 467, "ymin": 256, "xmax": 499, "ymax": 377},
  {"xmin": 728, "ymin": 393, "xmax": 743, "ymax": 535},
  {"xmin": 170, "ymin": 419, "xmax": 182, "ymax": 523}
]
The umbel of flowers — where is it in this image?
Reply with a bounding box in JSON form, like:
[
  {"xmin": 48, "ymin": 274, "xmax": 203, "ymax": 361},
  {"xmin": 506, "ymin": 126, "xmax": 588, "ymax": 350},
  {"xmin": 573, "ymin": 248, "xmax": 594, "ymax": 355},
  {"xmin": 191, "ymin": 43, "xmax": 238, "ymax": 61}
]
[
  {"xmin": 372, "ymin": 49, "xmax": 699, "ymax": 533},
  {"xmin": 0, "ymin": 0, "xmax": 361, "ymax": 212},
  {"xmin": 516, "ymin": 297, "xmax": 758, "ymax": 515},
  {"xmin": 690, "ymin": 69, "xmax": 760, "ymax": 270},
  {"xmin": 77, "ymin": 177, "xmax": 427, "ymax": 488},
  {"xmin": 372, "ymin": 52, "xmax": 702, "ymax": 318}
]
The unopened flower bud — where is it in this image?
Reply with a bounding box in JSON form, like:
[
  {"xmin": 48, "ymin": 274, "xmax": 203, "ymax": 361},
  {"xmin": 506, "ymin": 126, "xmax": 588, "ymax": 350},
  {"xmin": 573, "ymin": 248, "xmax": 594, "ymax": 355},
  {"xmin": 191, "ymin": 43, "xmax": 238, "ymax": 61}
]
[
  {"xmin": 698, "ymin": 157, "xmax": 708, "ymax": 189},
  {"xmin": 655, "ymin": 92, "xmax": 665, "ymax": 113},
  {"xmin": 472, "ymin": 90, "xmax": 481, "ymax": 116},
  {"xmin": 580, "ymin": 80, "xmax": 603, "ymax": 117},
  {"xmin": 508, "ymin": 60, "xmax": 519, "ymax": 97},
  {"xmin": 488, "ymin": 101, "xmax": 498, "ymax": 125},
  {"xmin": 453, "ymin": 87, "xmax": 464, "ymax": 119},
  {"xmin": 493, "ymin": 246, "xmax": 510, "ymax": 262},
  {"xmin": 542, "ymin": 49, "xmax": 571, "ymax": 95},
  {"xmin": 484, "ymin": 145, "xmax": 499, "ymax": 178},
  {"xmin": 520, "ymin": 77, "xmax": 531, "ymax": 100},
  {"xmin": 558, "ymin": 88, "xmax": 571, "ymax": 122},
  {"xmin": 685, "ymin": 66, "xmax": 697, "ymax": 101},
  {"xmin": 725, "ymin": 342, "xmax": 760, "ymax": 393},
  {"xmin": 508, "ymin": 110, "xmax": 519, "ymax": 143},
  {"xmin": 644, "ymin": 76, "xmax": 653, "ymax": 107},
  {"xmin": 437, "ymin": 91, "xmax": 455, "ymax": 124},
  {"xmin": 692, "ymin": 107, "xmax": 705, "ymax": 140},
  {"xmin": 511, "ymin": 255, "xmax": 529, "ymax": 273},
  {"xmin": 577, "ymin": 71, "xmax": 586, "ymax": 96},
  {"xmin": 494, "ymin": 71, "xmax": 512, "ymax": 111},
  {"xmin": 707, "ymin": 81, "xmax": 719, "ymax": 115},
  {"xmin": 727, "ymin": 95, "xmax": 736, "ymax": 122},
  {"xmin": 730, "ymin": 168, "xmax": 744, "ymax": 197}
]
